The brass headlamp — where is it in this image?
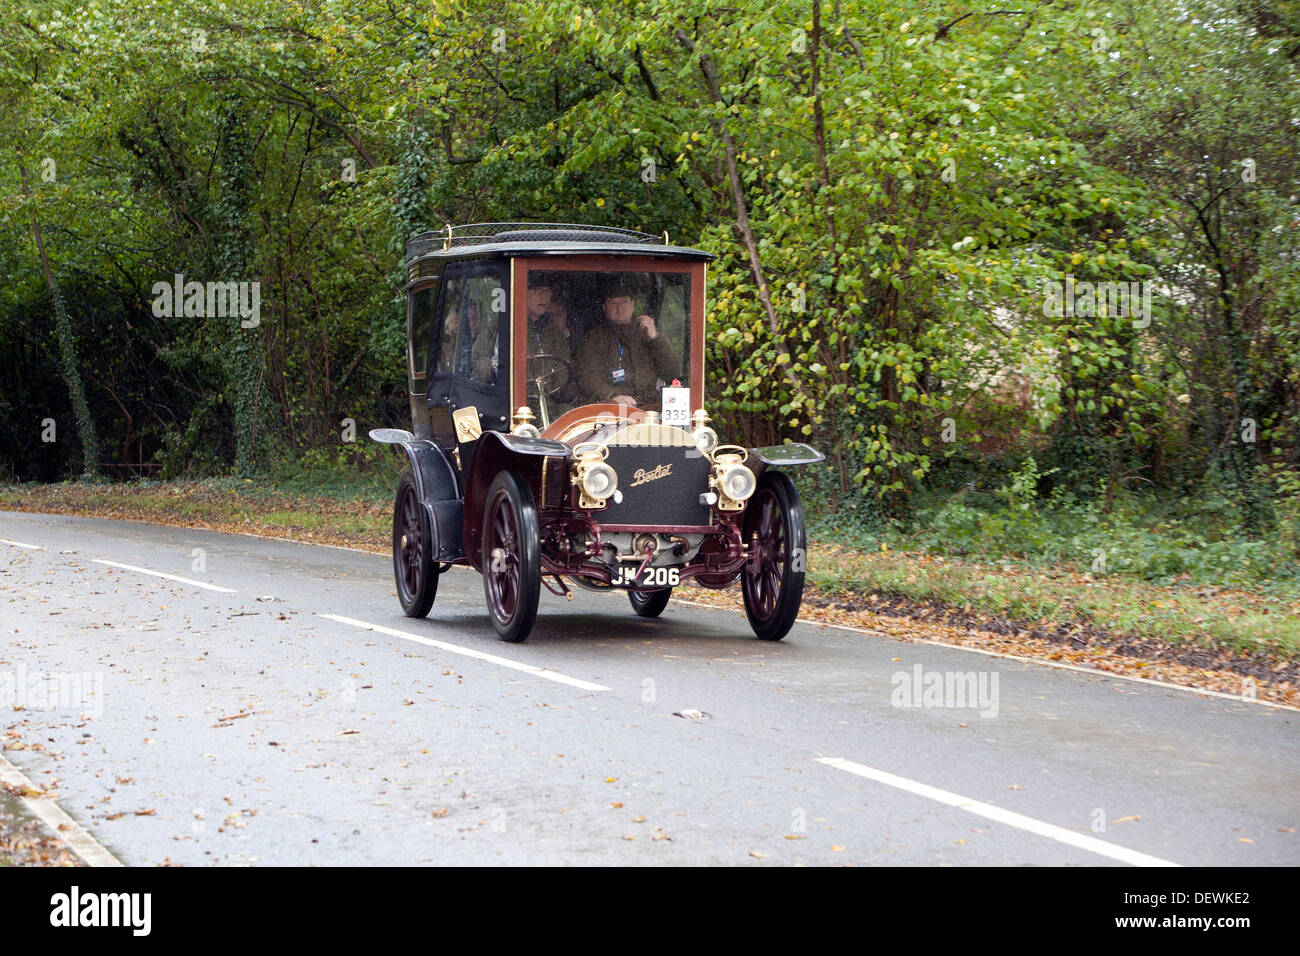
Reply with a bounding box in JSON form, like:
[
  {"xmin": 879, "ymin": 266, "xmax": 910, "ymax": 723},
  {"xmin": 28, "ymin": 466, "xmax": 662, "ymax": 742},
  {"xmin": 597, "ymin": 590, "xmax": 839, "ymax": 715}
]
[
  {"xmin": 510, "ymin": 406, "xmax": 540, "ymax": 439},
  {"xmin": 571, "ymin": 442, "xmax": 619, "ymax": 509},
  {"xmin": 709, "ymin": 445, "xmax": 756, "ymax": 511}
]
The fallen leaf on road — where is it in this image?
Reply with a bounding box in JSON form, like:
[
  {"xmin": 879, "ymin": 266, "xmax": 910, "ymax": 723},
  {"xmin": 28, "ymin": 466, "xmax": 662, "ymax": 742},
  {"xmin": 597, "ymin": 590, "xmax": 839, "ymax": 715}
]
[
  {"xmin": 2, "ymin": 783, "xmax": 45, "ymax": 799},
  {"xmin": 1112, "ymin": 815, "xmax": 1140, "ymax": 824}
]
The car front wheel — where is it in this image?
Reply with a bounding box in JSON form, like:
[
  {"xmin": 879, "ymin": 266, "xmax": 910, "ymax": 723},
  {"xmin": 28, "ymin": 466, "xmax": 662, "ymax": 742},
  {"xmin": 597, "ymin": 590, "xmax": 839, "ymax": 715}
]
[
  {"xmin": 481, "ymin": 470, "xmax": 541, "ymax": 643},
  {"xmin": 740, "ymin": 470, "xmax": 805, "ymax": 641}
]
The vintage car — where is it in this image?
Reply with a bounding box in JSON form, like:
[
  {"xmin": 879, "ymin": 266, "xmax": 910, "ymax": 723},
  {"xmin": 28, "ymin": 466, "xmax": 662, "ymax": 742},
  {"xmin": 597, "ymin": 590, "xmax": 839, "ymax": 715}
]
[{"xmin": 370, "ymin": 223, "xmax": 823, "ymax": 643}]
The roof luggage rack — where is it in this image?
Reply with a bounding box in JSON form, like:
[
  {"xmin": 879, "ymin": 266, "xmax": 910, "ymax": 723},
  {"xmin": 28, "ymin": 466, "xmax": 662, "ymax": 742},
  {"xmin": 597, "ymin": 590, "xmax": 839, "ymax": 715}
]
[{"xmin": 405, "ymin": 222, "xmax": 662, "ymax": 263}]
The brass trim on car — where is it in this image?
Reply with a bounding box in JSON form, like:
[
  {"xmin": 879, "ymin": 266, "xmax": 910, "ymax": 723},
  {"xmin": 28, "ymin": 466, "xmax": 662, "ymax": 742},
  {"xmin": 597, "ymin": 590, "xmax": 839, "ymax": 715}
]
[
  {"xmin": 607, "ymin": 422, "xmax": 693, "ymax": 447},
  {"xmin": 452, "ymin": 406, "xmax": 482, "ymax": 442}
]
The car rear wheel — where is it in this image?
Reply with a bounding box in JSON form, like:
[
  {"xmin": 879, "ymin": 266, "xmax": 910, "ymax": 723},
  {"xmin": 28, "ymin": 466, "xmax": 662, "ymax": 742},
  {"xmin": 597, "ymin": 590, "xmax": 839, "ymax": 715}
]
[
  {"xmin": 482, "ymin": 471, "xmax": 541, "ymax": 643},
  {"xmin": 393, "ymin": 469, "xmax": 438, "ymax": 618},
  {"xmin": 628, "ymin": 588, "xmax": 672, "ymax": 617},
  {"xmin": 741, "ymin": 471, "xmax": 805, "ymax": 641}
]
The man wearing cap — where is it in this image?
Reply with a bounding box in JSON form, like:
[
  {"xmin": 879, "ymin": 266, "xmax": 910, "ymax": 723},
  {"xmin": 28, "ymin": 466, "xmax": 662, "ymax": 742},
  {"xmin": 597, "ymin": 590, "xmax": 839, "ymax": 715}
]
[
  {"xmin": 520, "ymin": 276, "xmax": 573, "ymax": 399},
  {"xmin": 578, "ymin": 281, "xmax": 680, "ymax": 408}
]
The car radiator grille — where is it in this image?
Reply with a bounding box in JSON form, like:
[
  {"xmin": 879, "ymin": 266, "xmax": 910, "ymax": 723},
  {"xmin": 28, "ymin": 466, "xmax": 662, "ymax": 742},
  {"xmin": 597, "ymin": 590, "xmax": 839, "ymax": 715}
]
[{"xmin": 598, "ymin": 444, "xmax": 713, "ymax": 527}]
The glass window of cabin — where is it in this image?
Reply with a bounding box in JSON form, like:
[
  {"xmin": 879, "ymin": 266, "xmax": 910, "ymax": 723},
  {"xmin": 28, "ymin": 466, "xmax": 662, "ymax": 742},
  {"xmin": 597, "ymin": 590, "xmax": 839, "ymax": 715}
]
[
  {"xmin": 435, "ymin": 279, "xmax": 462, "ymax": 376},
  {"xmin": 408, "ymin": 281, "xmax": 438, "ymax": 395},
  {"xmin": 452, "ymin": 272, "xmax": 507, "ymax": 386},
  {"xmin": 523, "ymin": 267, "xmax": 691, "ymax": 418}
]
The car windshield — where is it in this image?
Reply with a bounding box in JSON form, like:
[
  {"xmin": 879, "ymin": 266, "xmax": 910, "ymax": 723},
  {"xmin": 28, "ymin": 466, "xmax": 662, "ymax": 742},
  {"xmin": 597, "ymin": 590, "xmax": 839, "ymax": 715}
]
[{"xmin": 523, "ymin": 268, "xmax": 692, "ymax": 422}]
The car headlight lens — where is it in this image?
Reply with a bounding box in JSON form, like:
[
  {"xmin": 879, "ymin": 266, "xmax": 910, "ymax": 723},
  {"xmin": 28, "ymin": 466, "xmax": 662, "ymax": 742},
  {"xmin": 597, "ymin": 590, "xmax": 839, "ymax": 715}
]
[
  {"xmin": 581, "ymin": 462, "xmax": 618, "ymax": 500},
  {"xmin": 692, "ymin": 426, "xmax": 718, "ymax": 455},
  {"xmin": 720, "ymin": 464, "xmax": 756, "ymax": 501}
]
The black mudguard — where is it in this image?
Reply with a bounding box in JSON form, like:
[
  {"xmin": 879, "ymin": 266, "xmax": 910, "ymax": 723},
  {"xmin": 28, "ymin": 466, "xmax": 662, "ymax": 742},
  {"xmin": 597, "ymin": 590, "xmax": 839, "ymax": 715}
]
[
  {"xmin": 370, "ymin": 429, "xmax": 465, "ymax": 561},
  {"xmin": 462, "ymin": 430, "xmax": 571, "ymax": 570},
  {"xmin": 748, "ymin": 442, "xmax": 824, "ymax": 477}
]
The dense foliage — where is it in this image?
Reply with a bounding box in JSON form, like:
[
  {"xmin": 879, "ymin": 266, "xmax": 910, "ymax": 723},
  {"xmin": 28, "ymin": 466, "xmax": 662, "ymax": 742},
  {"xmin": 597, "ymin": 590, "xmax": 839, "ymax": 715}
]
[{"xmin": 1, "ymin": 1, "xmax": 1297, "ymax": 544}]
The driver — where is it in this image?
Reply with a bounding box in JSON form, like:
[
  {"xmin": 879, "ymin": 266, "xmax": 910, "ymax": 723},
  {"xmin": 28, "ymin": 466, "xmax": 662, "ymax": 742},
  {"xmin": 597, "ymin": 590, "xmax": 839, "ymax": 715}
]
[
  {"xmin": 578, "ymin": 280, "xmax": 679, "ymax": 408},
  {"xmin": 524, "ymin": 275, "xmax": 573, "ymax": 397}
]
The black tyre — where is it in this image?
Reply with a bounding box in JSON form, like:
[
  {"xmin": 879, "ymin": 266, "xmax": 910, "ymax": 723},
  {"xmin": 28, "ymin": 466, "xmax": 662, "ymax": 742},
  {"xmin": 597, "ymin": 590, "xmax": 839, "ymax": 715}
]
[
  {"xmin": 740, "ymin": 470, "xmax": 806, "ymax": 641},
  {"xmin": 628, "ymin": 588, "xmax": 672, "ymax": 617},
  {"xmin": 481, "ymin": 470, "xmax": 542, "ymax": 643},
  {"xmin": 393, "ymin": 469, "xmax": 438, "ymax": 618}
]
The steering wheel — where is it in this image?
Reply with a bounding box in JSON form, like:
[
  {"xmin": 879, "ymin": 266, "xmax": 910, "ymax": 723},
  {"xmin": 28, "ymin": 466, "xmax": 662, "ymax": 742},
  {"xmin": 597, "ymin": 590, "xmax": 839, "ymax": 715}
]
[{"xmin": 526, "ymin": 352, "xmax": 576, "ymax": 400}]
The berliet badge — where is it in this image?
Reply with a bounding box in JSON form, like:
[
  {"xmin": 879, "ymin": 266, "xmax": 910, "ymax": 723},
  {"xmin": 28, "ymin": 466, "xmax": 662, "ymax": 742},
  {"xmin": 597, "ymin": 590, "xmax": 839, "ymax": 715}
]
[{"xmin": 630, "ymin": 463, "xmax": 672, "ymax": 487}]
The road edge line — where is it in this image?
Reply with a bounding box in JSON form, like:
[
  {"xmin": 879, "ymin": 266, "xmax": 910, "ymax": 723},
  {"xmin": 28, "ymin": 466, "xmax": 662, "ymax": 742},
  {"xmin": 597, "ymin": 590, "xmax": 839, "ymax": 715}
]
[
  {"xmin": 669, "ymin": 597, "xmax": 1299, "ymax": 713},
  {"xmin": 0, "ymin": 753, "xmax": 123, "ymax": 867}
]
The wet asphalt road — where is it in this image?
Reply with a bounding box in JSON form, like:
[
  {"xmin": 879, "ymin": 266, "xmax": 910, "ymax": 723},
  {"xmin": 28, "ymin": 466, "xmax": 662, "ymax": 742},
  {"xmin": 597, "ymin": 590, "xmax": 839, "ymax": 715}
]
[{"xmin": 1, "ymin": 510, "xmax": 1297, "ymax": 866}]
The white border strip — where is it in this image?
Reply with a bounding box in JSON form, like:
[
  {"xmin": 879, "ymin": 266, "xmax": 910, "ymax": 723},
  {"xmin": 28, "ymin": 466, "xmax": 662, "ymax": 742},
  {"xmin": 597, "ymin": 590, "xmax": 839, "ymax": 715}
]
[
  {"xmin": 0, "ymin": 537, "xmax": 45, "ymax": 550},
  {"xmin": 0, "ymin": 753, "xmax": 122, "ymax": 867},
  {"xmin": 91, "ymin": 559, "xmax": 236, "ymax": 594},
  {"xmin": 818, "ymin": 756, "xmax": 1180, "ymax": 867},
  {"xmin": 319, "ymin": 613, "xmax": 610, "ymax": 692},
  {"xmin": 671, "ymin": 597, "xmax": 1298, "ymax": 713}
]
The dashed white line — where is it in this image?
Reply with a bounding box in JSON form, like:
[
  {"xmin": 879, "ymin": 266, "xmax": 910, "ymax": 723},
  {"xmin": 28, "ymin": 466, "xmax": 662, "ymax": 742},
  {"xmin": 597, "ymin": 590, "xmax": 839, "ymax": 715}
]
[
  {"xmin": 91, "ymin": 559, "xmax": 237, "ymax": 593},
  {"xmin": 817, "ymin": 756, "xmax": 1180, "ymax": 867},
  {"xmin": 0, "ymin": 753, "xmax": 122, "ymax": 867},
  {"xmin": 0, "ymin": 537, "xmax": 45, "ymax": 550},
  {"xmin": 319, "ymin": 613, "xmax": 610, "ymax": 692}
]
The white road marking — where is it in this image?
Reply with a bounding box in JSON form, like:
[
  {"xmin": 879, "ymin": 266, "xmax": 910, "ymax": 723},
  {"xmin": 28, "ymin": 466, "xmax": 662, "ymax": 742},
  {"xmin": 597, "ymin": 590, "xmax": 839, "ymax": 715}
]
[
  {"xmin": 876, "ymin": 631, "xmax": 1300, "ymax": 713},
  {"xmin": 0, "ymin": 537, "xmax": 45, "ymax": 550},
  {"xmin": 671, "ymin": 597, "xmax": 1297, "ymax": 713},
  {"xmin": 817, "ymin": 756, "xmax": 1180, "ymax": 867},
  {"xmin": 0, "ymin": 753, "xmax": 123, "ymax": 867},
  {"xmin": 91, "ymin": 558, "xmax": 237, "ymax": 593},
  {"xmin": 319, "ymin": 613, "xmax": 610, "ymax": 692}
]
